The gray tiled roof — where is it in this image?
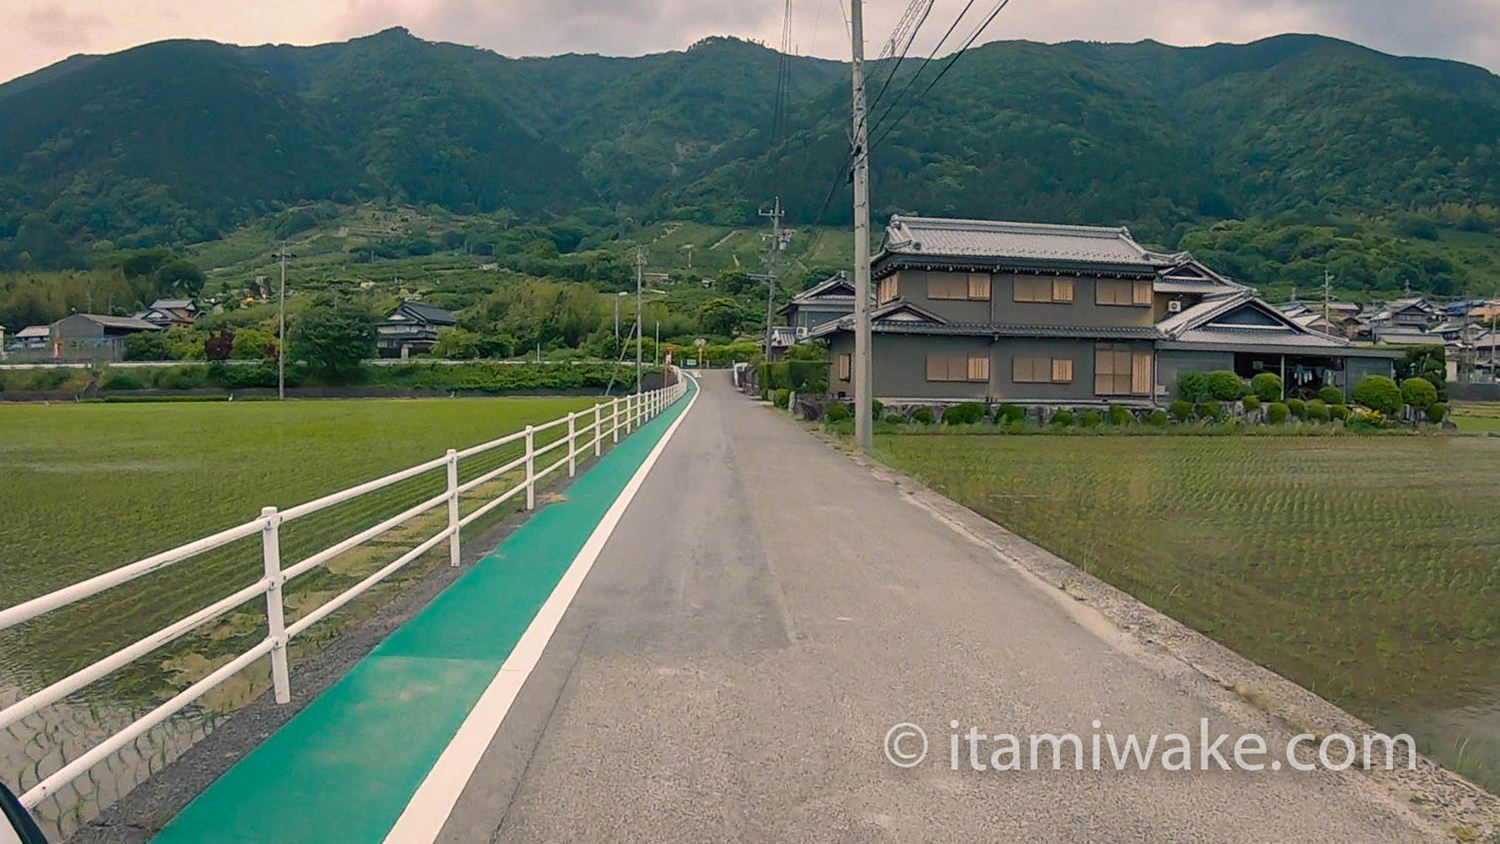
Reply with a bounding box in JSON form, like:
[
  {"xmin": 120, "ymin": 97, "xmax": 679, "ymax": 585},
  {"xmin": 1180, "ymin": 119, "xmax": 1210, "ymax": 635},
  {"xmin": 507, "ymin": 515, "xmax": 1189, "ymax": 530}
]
[
  {"xmin": 72, "ymin": 314, "xmax": 163, "ymax": 330},
  {"xmin": 882, "ymin": 216, "xmax": 1169, "ymax": 268},
  {"xmin": 1171, "ymin": 326, "xmax": 1347, "ymax": 348},
  {"xmin": 811, "ymin": 316, "xmax": 1162, "ymax": 341}
]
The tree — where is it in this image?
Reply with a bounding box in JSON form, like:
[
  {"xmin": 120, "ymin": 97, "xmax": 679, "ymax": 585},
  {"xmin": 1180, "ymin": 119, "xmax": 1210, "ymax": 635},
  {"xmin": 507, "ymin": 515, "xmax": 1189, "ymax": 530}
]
[
  {"xmin": 204, "ymin": 330, "xmax": 235, "ymax": 362},
  {"xmin": 1396, "ymin": 346, "xmax": 1447, "ymax": 401},
  {"xmin": 230, "ymin": 327, "xmax": 278, "ymax": 360},
  {"xmin": 123, "ymin": 331, "xmax": 174, "ymax": 361},
  {"xmin": 289, "ymin": 295, "xmax": 375, "ymax": 380},
  {"xmin": 155, "ymin": 259, "xmax": 206, "ymax": 297},
  {"xmin": 697, "ymin": 297, "xmax": 743, "ymax": 336}
]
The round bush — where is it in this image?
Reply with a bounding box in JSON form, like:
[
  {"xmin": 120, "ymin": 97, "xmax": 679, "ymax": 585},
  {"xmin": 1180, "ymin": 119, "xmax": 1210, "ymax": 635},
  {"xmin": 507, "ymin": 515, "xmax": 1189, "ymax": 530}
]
[
  {"xmin": 1353, "ymin": 375, "xmax": 1402, "ymax": 415},
  {"xmin": 1168, "ymin": 399, "xmax": 1193, "ymax": 422},
  {"xmin": 1400, "ymin": 377, "xmax": 1438, "ymax": 411},
  {"xmin": 1306, "ymin": 400, "xmax": 1331, "ymax": 422},
  {"xmin": 1251, "ymin": 372, "xmax": 1284, "ymax": 403},
  {"xmin": 1178, "ymin": 371, "xmax": 1210, "ymax": 402},
  {"xmin": 912, "ymin": 407, "xmax": 935, "ymax": 425},
  {"xmin": 1195, "ymin": 401, "xmax": 1222, "ymax": 422},
  {"xmin": 1147, "ymin": 409, "xmax": 1170, "ymax": 426},
  {"xmin": 1426, "ymin": 402, "xmax": 1449, "ymax": 423},
  {"xmin": 942, "ymin": 402, "xmax": 986, "ymax": 425},
  {"xmin": 1242, "ymin": 395, "xmax": 1261, "ymax": 413},
  {"xmin": 1317, "ymin": 385, "xmax": 1345, "ymax": 406},
  {"xmin": 1266, "ymin": 402, "xmax": 1290, "ymax": 424},
  {"xmin": 884, "ymin": 412, "xmax": 906, "ymax": 425},
  {"xmin": 773, "ymin": 388, "xmax": 790, "ymax": 409},
  {"xmin": 998, "ymin": 404, "xmax": 1027, "ymax": 425},
  {"xmin": 102, "ymin": 370, "xmax": 147, "ymax": 390},
  {"xmin": 1207, "ymin": 370, "xmax": 1246, "ymax": 401},
  {"xmin": 1107, "ymin": 405, "xmax": 1132, "ymax": 426},
  {"xmin": 871, "ymin": 399, "xmax": 884, "ymax": 417},
  {"xmin": 1286, "ymin": 398, "xmax": 1307, "ymax": 419},
  {"xmin": 1328, "ymin": 404, "xmax": 1350, "ymax": 422},
  {"xmin": 1050, "ymin": 409, "xmax": 1075, "ymax": 426},
  {"xmin": 824, "ymin": 403, "xmax": 850, "ymax": 423},
  {"xmin": 1079, "ymin": 410, "xmax": 1104, "ymax": 427}
]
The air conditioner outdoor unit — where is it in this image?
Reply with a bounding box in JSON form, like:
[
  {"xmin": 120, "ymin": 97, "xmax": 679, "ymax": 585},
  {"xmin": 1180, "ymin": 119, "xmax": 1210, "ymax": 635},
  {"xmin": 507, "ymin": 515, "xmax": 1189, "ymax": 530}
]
[
  {"xmin": 795, "ymin": 326, "xmax": 809, "ymax": 339},
  {"xmin": 1167, "ymin": 300, "xmax": 1183, "ymax": 313}
]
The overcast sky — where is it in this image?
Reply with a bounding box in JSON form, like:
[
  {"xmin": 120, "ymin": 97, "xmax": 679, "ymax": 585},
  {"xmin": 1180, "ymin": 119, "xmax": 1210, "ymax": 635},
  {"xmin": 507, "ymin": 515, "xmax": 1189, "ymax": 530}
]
[{"xmin": 3, "ymin": 0, "xmax": 1498, "ymax": 84}]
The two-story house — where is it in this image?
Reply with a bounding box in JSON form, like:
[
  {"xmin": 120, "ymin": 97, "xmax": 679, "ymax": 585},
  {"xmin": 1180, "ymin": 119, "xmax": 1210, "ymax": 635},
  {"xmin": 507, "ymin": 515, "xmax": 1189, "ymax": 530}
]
[{"xmin": 814, "ymin": 216, "xmax": 1399, "ymax": 406}]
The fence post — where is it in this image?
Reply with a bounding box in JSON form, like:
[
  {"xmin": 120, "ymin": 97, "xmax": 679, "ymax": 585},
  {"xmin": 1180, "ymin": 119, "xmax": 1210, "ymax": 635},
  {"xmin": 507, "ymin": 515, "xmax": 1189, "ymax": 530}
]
[
  {"xmin": 567, "ymin": 411, "xmax": 576, "ymax": 478},
  {"xmin": 446, "ymin": 448, "xmax": 460, "ymax": 567},
  {"xmin": 524, "ymin": 424, "xmax": 536, "ymax": 510},
  {"xmin": 612, "ymin": 397, "xmax": 621, "ymax": 443},
  {"xmin": 594, "ymin": 403, "xmax": 603, "ymax": 457},
  {"xmin": 260, "ymin": 506, "xmax": 290, "ymax": 705}
]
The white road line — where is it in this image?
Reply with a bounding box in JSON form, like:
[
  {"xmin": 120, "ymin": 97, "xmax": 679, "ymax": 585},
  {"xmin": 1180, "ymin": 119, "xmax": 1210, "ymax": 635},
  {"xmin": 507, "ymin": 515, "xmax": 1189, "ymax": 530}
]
[{"xmin": 381, "ymin": 376, "xmax": 699, "ymax": 844}]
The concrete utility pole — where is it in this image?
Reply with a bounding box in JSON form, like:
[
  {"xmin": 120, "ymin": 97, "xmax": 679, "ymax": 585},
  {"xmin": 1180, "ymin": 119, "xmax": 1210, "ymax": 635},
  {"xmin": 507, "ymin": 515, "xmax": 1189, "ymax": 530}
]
[
  {"xmin": 760, "ymin": 196, "xmax": 784, "ymax": 362},
  {"xmin": 850, "ymin": 0, "xmax": 874, "ymax": 450},
  {"xmin": 278, "ymin": 241, "xmax": 288, "ymax": 400},
  {"xmin": 635, "ymin": 247, "xmax": 645, "ymax": 394},
  {"xmin": 1323, "ymin": 270, "xmax": 1333, "ymax": 335}
]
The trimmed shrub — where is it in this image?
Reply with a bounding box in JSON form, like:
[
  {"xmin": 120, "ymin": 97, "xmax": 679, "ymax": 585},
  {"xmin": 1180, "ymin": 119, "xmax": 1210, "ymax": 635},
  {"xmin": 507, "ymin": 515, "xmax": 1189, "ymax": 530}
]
[
  {"xmin": 1347, "ymin": 409, "xmax": 1388, "ymax": 431},
  {"xmin": 1168, "ymin": 399, "xmax": 1194, "ymax": 422},
  {"xmin": 998, "ymin": 404, "xmax": 1027, "ymax": 425},
  {"xmin": 1427, "ymin": 402, "xmax": 1449, "ymax": 423},
  {"xmin": 1251, "ymin": 372, "xmax": 1284, "ymax": 402},
  {"xmin": 1242, "ymin": 395, "xmax": 1261, "ymax": 413},
  {"xmin": 942, "ymin": 402, "xmax": 986, "ymax": 425},
  {"xmin": 1317, "ymin": 385, "xmax": 1345, "ymax": 406},
  {"xmin": 1353, "ymin": 375, "xmax": 1402, "ymax": 415},
  {"xmin": 772, "ymin": 388, "xmax": 790, "ymax": 409},
  {"xmin": 1400, "ymin": 377, "xmax": 1438, "ymax": 411},
  {"xmin": 1050, "ymin": 409, "xmax": 1075, "ymax": 427},
  {"xmin": 1178, "ymin": 371, "xmax": 1210, "ymax": 402},
  {"xmin": 884, "ymin": 412, "xmax": 906, "ymax": 425},
  {"xmin": 152, "ymin": 366, "xmax": 208, "ymax": 390},
  {"xmin": 1079, "ymin": 410, "xmax": 1104, "ymax": 427},
  {"xmin": 1306, "ymin": 400, "xmax": 1331, "ymax": 422},
  {"xmin": 824, "ymin": 403, "xmax": 850, "ymax": 423},
  {"xmin": 1107, "ymin": 405, "xmax": 1132, "ymax": 426},
  {"xmin": 912, "ymin": 407, "xmax": 935, "ymax": 425},
  {"xmin": 1286, "ymin": 398, "xmax": 1307, "ymax": 419},
  {"xmin": 1147, "ymin": 409, "xmax": 1170, "ymax": 427},
  {"xmin": 1266, "ymin": 402, "xmax": 1290, "ymax": 424},
  {"xmin": 1195, "ymin": 401, "xmax": 1222, "ymax": 422},
  {"xmin": 871, "ymin": 399, "xmax": 884, "ymax": 418},
  {"xmin": 1207, "ymin": 370, "xmax": 1246, "ymax": 401},
  {"xmin": 101, "ymin": 370, "xmax": 148, "ymax": 390},
  {"xmin": 1329, "ymin": 404, "xmax": 1350, "ymax": 422}
]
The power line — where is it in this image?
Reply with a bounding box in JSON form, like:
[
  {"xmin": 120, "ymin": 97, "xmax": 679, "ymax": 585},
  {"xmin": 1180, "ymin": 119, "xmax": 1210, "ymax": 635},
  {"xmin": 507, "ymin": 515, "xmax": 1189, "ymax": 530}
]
[
  {"xmin": 868, "ymin": 0, "xmax": 935, "ymax": 116},
  {"xmin": 866, "ymin": 0, "xmax": 980, "ymax": 141}
]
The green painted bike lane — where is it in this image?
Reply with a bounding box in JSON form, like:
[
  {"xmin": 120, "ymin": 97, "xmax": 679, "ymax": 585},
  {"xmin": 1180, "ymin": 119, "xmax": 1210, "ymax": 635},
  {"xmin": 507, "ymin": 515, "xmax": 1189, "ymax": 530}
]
[{"xmin": 153, "ymin": 380, "xmax": 695, "ymax": 844}]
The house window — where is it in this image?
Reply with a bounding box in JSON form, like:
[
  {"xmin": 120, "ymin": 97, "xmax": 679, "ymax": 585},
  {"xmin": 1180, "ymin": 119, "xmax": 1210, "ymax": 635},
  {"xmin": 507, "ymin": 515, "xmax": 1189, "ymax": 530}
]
[
  {"xmin": 1096, "ymin": 279, "xmax": 1154, "ymax": 307},
  {"xmin": 1014, "ymin": 277, "xmax": 1074, "ymax": 304},
  {"xmin": 1094, "ymin": 345, "xmax": 1152, "ymax": 395},
  {"xmin": 968, "ymin": 273, "xmax": 992, "ymax": 300},
  {"xmin": 928, "ymin": 273, "xmax": 969, "ymax": 300},
  {"xmin": 837, "ymin": 353, "xmax": 852, "ymax": 381},
  {"xmin": 927, "ymin": 354, "xmax": 989, "ymax": 382},
  {"xmin": 1013, "ymin": 356, "xmax": 1074, "ymax": 384},
  {"xmin": 878, "ymin": 275, "xmax": 899, "ymax": 304}
]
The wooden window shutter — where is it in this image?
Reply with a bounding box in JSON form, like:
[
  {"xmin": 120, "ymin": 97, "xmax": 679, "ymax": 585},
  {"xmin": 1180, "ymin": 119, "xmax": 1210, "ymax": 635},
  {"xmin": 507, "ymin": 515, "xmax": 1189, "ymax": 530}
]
[
  {"xmin": 1052, "ymin": 279, "xmax": 1075, "ymax": 303},
  {"xmin": 927, "ymin": 354, "xmax": 945, "ymax": 381},
  {"xmin": 1133, "ymin": 280, "xmax": 1154, "ymax": 306},
  {"xmin": 1012, "ymin": 356, "xmax": 1032, "ymax": 383},
  {"xmin": 1131, "ymin": 352, "xmax": 1152, "ymax": 395},
  {"xmin": 968, "ymin": 273, "xmax": 992, "ymax": 300},
  {"xmin": 968, "ymin": 355, "xmax": 990, "ymax": 382},
  {"xmin": 1051, "ymin": 358, "xmax": 1073, "ymax": 383},
  {"xmin": 838, "ymin": 353, "xmax": 852, "ymax": 381}
]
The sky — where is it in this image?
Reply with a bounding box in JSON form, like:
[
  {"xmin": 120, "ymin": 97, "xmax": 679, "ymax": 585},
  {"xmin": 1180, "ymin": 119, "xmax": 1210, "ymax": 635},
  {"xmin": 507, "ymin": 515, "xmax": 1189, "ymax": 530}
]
[{"xmin": 3, "ymin": 0, "xmax": 1498, "ymax": 84}]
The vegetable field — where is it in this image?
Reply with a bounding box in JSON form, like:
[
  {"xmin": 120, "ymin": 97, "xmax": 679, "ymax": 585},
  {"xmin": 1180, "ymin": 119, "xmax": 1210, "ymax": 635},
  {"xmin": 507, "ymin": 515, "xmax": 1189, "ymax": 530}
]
[{"xmin": 876, "ymin": 434, "xmax": 1500, "ymax": 791}]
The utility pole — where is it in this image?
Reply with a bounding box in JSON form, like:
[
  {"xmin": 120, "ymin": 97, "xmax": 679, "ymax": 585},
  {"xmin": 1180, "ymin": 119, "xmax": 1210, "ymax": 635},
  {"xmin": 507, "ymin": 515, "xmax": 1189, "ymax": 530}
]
[
  {"xmin": 1323, "ymin": 270, "xmax": 1333, "ymax": 336},
  {"xmin": 655, "ymin": 321, "xmax": 661, "ymax": 366},
  {"xmin": 850, "ymin": 0, "xmax": 874, "ymax": 450},
  {"xmin": 635, "ymin": 247, "xmax": 645, "ymax": 394},
  {"xmin": 759, "ymin": 196, "xmax": 784, "ymax": 363},
  {"xmin": 685, "ymin": 244, "xmax": 694, "ymax": 270},
  {"xmin": 278, "ymin": 241, "xmax": 287, "ymax": 400}
]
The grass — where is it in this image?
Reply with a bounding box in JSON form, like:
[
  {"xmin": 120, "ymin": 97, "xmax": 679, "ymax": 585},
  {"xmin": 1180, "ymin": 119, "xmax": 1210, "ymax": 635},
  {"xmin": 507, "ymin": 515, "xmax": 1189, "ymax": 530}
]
[
  {"xmin": 0, "ymin": 397, "xmax": 595, "ymax": 702},
  {"xmin": 1454, "ymin": 403, "xmax": 1500, "ymax": 433},
  {"xmin": 875, "ymin": 433, "xmax": 1500, "ymax": 791}
]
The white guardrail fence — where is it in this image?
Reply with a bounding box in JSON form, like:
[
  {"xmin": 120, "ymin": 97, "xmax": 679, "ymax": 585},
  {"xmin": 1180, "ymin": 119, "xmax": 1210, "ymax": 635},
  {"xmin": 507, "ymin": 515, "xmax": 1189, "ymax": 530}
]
[{"xmin": 0, "ymin": 371, "xmax": 687, "ymax": 810}]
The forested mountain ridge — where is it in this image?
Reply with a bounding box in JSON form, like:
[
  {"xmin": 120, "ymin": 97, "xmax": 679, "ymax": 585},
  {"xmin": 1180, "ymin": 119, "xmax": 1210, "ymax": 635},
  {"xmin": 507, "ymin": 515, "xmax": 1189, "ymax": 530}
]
[{"xmin": 1, "ymin": 27, "xmax": 1497, "ymax": 296}]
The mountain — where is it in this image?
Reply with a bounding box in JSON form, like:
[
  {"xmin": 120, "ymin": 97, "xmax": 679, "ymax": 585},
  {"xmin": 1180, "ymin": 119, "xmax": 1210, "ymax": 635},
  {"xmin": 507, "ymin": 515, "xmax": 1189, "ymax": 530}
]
[{"xmin": 1, "ymin": 28, "xmax": 1498, "ymax": 285}]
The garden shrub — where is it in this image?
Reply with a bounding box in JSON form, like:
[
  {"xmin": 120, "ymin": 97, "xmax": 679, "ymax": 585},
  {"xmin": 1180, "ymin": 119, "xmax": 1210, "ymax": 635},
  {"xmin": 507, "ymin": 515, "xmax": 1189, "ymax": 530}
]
[
  {"xmin": 884, "ymin": 413, "xmax": 906, "ymax": 425},
  {"xmin": 1400, "ymin": 377, "xmax": 1438, "ymax": 411},
  {"xmin": 1353, "ymin": 375, "xmax": 1402, "ymax": 415},
  {"xmin": 1266, "ymin": 402, "xmax": 1290, "ymax": 424},
  {"xmin": 1317, "ymin": 385, "xmax": 1345, "ymax": 405},
  {"xmin": 101, "ymin": 370, "xmax": 148, "ymax": 390},
  {"xmin": 1251, "ymin": 372, "xmax": 1283, "ymax": 403},
  {"xmin": 1147, "ymin": 409, "xmax": 1170, "ymax": 426},
  {"xmin": 871, "ymin": 399, "xmax": 884, "ymax": 417},
  {"xmin": 1168, "ymin": 399, "xmax": 1193, "ymax": 422},
  {"xmin": 912, "ymin": 407, "xmax": 935, "ymax": 425},
  {"xmin": 1107, "ymin": 405, "xmax": 1132, "ymax": 426},
  {"xmin": 1050, "ymin": 409, "xmax": 1075, "ymax": 426},
  {"xmin": 1427, "ymin": 402, "xmax": 1449, "ymax": 423},
  {"xmin": 1079, "ymin": 410, "xmax": 1104, "ymax": 427},
  {"xmin": 1306, "ymin": 400, "xmax": 1331, "ymax": 422},
  {"xmin": 152, "ymin": 366, "xmax": 209, "ymax": 390},
  {"xmin": 1242, "ymin": 395, "xmax": 1261, "ymax": 413},
  {"xmin": 1178, "ymin": 371, "xmax": 1210, "ymax": 402},
  {"xmin": 1207, "ymin": 370, "xmax": 1246, "ymax": 401},
  {"xmin": 24, "ymin": 369, "xmax": 76, "ymax": 391},
  {"xmin": 942, "ymin": 402, "xmax": 986, "ymax": 425},
  {"xmin": 1329, "ymin": 404, "xmax": 1351, "ymax": 422},
  {"xmin": 824, "ymin": 403, "xmax": 850, "ymax": 423},
  {"xmin": 1286, "ymin": 398, "xmax": 1307, "ymax": 419},
  {"xmin": 1195, "ymin": 401, "xmax": 1222, "ymax": 421},
  {"xmin": 998, "ymin": 404, "xmax": 1026, "ymax": 425},
  {"xmin": 1347, "ymin": 409, "xmax": 1388, "ymax": 431},
  {"xmin": 773, "ymin": 388, "xmax": 790, "ymax": 409}
]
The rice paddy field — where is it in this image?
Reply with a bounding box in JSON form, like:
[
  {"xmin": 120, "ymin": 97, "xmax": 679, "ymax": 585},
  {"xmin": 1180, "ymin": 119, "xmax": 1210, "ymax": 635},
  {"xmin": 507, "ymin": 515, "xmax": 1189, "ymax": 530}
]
[{"xmin": 875, "ymin": 433, "xmax": 1500, "ymax": 792}]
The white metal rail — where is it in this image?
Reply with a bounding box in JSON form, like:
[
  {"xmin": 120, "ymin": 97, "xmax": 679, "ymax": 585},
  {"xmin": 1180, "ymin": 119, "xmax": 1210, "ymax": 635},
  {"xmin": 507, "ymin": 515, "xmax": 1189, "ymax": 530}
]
[{"xmin": 0, "ymin": 372, "xmax": 687, "ymax": 809}]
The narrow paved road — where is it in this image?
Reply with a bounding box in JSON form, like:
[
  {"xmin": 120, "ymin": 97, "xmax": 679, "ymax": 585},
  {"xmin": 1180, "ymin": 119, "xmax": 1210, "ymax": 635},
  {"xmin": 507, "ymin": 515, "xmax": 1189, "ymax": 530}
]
[{"xmin": 435, "ymin": 373, "xmax": 1433, "ymax": 843}]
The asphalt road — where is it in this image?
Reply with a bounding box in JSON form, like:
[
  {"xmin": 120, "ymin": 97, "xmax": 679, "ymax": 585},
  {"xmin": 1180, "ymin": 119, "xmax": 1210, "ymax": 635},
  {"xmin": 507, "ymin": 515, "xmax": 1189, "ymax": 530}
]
[{"xmin": 434, "ymin": 373, "xmax": 1437, "ymax": 843}]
